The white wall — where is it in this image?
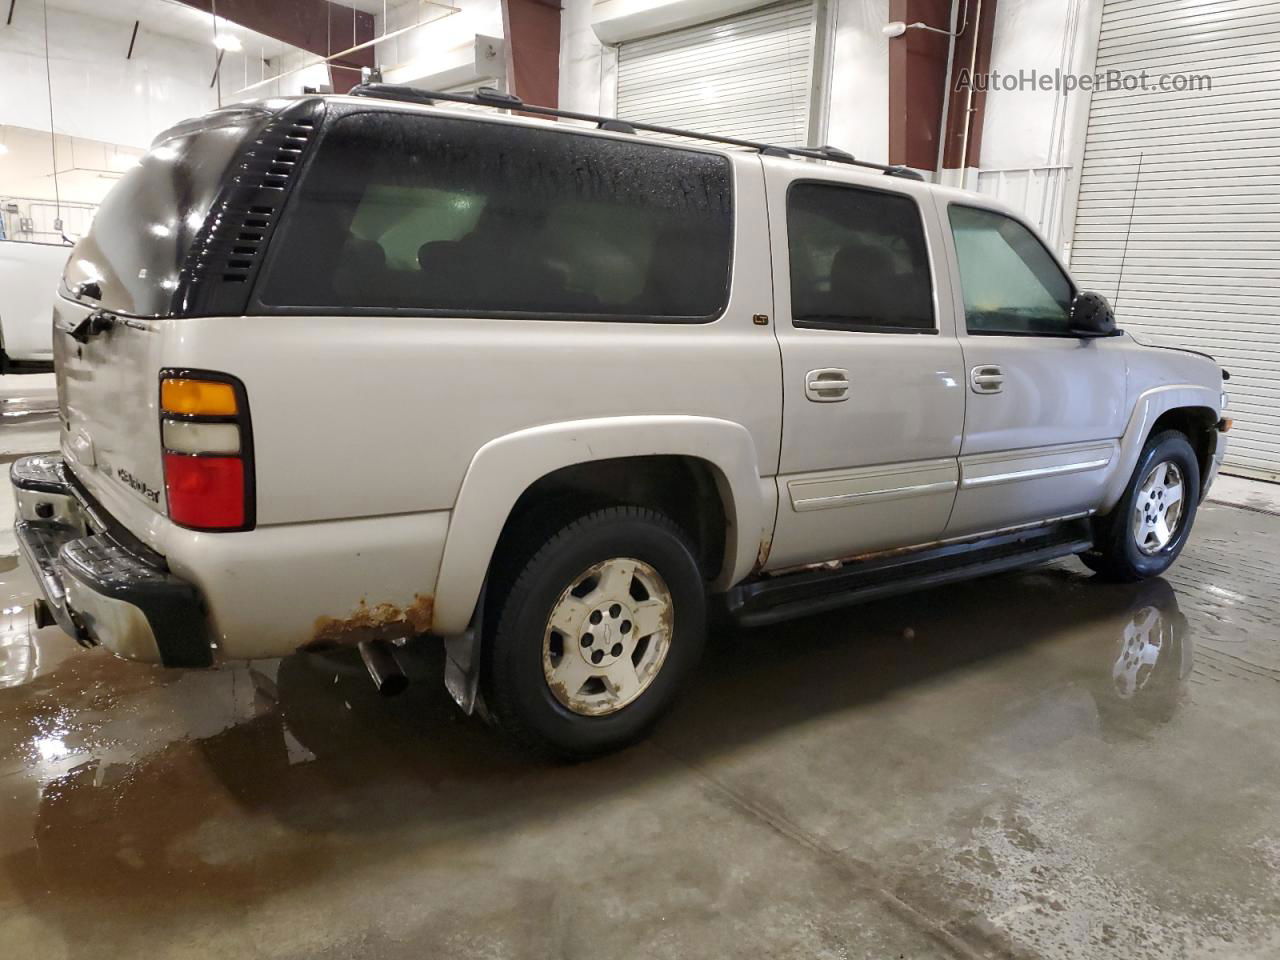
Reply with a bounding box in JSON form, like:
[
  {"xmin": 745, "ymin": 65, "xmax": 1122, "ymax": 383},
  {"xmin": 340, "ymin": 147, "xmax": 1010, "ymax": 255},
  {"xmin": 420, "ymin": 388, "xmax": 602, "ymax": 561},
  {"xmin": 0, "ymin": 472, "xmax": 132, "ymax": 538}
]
[
  {"xmin": 975, "ymin": 0, "xmax": 1103, "ymax": 255},
  {"xmin": 825, "ymin": 0, "xmax": 889, "ymax": 163},
  {"xmin": 0, "ymin": 124, "xmax": 143, "ymax": 206},
  {"xmin": 0, "ymin": 2, "xmax": 220, "ymax": 149},
  {"xmin": 980, "ymin": 0, "xmax": 1102, "ymax": 172},
  {"xmin": 560, "ymin": 0, "xmax": 611, "ymax": 114},
  {"xmin": 377, "ymin": 0, "xmax": 505, "ymax": 89},
  {"xmin": 231, "ymin": 45, "xmax": 334, "ymax": 100}
]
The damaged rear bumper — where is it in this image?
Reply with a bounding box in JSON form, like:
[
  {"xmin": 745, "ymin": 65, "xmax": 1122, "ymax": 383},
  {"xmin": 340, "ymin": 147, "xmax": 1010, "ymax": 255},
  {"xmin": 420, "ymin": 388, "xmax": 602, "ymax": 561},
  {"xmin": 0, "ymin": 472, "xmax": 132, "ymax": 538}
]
[{"xmin": 11, "ymin": 454, "xmax": 211, "ymax": 667}]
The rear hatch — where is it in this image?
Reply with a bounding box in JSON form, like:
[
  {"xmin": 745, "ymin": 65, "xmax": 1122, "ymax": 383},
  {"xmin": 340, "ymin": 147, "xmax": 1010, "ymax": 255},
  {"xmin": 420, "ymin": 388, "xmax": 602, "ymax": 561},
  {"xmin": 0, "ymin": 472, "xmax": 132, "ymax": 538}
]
[{"xmin": 55, "ymin": 102, "xmax": 290, "ymax": 546}]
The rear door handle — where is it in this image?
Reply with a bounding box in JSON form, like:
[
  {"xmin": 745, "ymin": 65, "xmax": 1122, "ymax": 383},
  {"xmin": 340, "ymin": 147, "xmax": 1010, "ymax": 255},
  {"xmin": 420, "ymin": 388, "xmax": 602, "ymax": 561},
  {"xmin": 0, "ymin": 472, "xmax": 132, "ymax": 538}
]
[
  {"xmin": 970, "ymin": 364, "xmax": 1004, "ymax": 394},
  {"xmin": 805, "ymin": 368, "xmax": 850, "ymax": 402}
]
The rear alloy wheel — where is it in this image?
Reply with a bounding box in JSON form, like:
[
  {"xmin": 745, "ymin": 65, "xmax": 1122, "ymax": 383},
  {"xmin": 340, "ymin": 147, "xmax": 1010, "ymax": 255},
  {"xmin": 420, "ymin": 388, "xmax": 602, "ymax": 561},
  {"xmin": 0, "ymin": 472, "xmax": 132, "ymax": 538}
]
[
  {"xmin": 542, "ymin": 557, "xmax": 673, "ymax": 717},
  {"xmin": 1083, "ymin": 430, "xmax": 1200, "ymax": 582},
  {"xmin": 484, "ymin": 506, "xmax": 706, "ymax": 758}
]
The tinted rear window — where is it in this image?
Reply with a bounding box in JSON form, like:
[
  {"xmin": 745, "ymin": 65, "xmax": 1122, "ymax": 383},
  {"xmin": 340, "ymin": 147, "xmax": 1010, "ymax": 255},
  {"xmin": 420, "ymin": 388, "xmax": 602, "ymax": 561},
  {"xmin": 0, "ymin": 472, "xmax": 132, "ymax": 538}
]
[
  {"xmin": 256, "ymin": 112, "xmax": 734, "ymax": 321},
  {"xmin": 63, "ymin": 108, "xmax": 270, "ymax": 317}
]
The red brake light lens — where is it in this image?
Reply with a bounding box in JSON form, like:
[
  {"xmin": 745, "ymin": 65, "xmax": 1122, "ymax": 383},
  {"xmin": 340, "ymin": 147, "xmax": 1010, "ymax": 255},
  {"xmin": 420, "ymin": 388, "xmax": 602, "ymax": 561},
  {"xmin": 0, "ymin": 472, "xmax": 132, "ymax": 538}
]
[{"xmin": 163, "ymin": 455, "xmax": 245, "ymax": 529}]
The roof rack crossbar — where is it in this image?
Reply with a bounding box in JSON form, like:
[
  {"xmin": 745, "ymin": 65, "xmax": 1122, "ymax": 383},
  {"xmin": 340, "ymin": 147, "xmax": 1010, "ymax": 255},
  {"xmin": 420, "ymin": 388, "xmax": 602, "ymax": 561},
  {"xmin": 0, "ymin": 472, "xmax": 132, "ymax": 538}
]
[{"xmin": 348, "ymin": 84, "xmax": 924, "ymax": 181}]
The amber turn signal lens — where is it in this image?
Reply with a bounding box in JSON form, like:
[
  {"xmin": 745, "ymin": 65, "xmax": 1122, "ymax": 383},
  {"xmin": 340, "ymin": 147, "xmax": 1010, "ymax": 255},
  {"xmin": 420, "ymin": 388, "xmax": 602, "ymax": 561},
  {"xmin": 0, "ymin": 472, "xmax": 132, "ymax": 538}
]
[{"xmin": 161, "ymin": 378, "xmax": 237, "ymax": 416}]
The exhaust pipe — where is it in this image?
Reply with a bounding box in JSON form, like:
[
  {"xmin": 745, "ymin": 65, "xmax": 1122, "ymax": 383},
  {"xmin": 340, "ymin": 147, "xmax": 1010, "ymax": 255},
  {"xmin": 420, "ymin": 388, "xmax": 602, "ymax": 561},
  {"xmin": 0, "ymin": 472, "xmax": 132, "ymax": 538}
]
[{"xmin": 359, "ymin": 639, "xmax": 409, "ymax": 696}]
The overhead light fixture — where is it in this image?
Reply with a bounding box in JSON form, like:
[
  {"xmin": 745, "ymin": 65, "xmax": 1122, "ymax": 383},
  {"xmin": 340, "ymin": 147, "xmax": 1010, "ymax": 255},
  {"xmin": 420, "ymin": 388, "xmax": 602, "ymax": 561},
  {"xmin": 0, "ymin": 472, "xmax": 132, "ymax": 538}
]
[
  {"xmin": 213, "ymin": 33, "xmax": 242, "ymax": 53},
  {"xmin": 884, "ymin": 20, "xmax": 962, "ymax": 38}
]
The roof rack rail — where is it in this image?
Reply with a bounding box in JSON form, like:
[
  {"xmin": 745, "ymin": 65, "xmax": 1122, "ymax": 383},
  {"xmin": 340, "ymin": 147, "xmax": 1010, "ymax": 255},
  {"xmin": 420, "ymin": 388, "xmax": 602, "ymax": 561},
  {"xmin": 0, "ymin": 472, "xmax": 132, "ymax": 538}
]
[{"xmin": 347, "ymin": 83, "xmax": 925, "ymax": 182}]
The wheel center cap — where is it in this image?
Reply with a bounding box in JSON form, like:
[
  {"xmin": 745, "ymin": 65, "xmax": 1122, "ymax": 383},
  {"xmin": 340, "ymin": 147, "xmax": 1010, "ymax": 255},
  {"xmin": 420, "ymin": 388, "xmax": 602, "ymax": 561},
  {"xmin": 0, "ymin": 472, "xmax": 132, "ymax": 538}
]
[{"xmin": 579, "ymin": 602, "xmax": 632, "ymax": 667}]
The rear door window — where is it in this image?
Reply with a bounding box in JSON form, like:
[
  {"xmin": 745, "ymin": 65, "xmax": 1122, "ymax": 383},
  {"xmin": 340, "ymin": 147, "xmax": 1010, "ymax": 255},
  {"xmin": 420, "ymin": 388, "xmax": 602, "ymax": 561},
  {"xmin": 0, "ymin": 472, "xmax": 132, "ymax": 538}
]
[
  {"xmin": 257, "ymin": 112, "xmax": 734, "ymax": 321},
  {"xmin": 787, "ymin": 181, "xmax": 935, "ymax": 333}
]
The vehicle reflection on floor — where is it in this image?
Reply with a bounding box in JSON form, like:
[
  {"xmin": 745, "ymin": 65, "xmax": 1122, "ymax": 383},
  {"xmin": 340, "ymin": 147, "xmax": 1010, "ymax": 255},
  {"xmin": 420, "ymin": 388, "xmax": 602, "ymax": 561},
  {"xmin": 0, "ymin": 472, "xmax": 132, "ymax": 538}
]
[{"xmin": 0, "ymin": 562, "xmax": 1188, "ymax": 893}]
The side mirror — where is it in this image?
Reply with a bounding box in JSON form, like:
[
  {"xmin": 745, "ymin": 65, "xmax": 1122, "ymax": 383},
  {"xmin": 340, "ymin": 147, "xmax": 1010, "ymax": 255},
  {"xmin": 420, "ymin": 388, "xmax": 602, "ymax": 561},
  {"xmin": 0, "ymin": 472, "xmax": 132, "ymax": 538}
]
[{"xmin": 1069, "ymin": 290, "xmax": 1117, "ymax": 338}]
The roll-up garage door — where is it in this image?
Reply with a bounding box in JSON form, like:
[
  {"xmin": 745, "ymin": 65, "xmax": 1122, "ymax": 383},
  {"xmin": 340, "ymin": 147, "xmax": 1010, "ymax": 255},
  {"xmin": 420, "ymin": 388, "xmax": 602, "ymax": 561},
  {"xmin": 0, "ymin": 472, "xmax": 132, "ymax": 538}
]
[
  {"xmin": 616, "ymin": 0, "xmax": 816, "ymax": 147},
  {"xmin": 1070, "ymin": 0, "xmax": 1280, "ymax": 480}
]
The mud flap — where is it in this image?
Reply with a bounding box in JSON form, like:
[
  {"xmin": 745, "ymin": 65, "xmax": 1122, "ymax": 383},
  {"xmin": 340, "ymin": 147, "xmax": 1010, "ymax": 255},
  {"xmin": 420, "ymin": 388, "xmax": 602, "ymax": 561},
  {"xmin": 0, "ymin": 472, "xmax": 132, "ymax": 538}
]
[{"xmin": 442, "ymin": 586, "xmax": 486, "ymax": 716}]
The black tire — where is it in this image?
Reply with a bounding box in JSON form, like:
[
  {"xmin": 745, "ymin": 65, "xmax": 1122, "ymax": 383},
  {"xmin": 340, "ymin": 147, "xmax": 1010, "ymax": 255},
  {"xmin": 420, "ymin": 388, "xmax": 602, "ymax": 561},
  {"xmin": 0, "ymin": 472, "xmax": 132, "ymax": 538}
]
[
  {"xmin": 1082, "ymin": 430, "xmax": 1200, "ymax": 582},
  {"xmin": 482, "ymin": 505, "xmax": 706, "ymax": 758}
]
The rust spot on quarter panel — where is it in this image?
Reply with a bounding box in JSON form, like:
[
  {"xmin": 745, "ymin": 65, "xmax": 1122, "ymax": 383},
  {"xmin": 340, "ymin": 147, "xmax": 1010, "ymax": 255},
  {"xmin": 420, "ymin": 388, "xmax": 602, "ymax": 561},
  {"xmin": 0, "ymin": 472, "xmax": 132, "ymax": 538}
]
[
  {"xmin": 754, "ymin": 532, "xmax": 773, "ymax": 572},
  {"xmin": 310, "ymin": 594, "xmax": 434, "ymax": 646}
]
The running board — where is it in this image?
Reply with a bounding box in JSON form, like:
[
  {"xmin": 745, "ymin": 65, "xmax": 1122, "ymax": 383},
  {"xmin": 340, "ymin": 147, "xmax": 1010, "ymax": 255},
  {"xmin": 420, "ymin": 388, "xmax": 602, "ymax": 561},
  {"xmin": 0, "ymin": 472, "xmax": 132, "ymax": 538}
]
[{"xmin": 725, "ymin": 520, "xmax": 1094, "ymax": 628}]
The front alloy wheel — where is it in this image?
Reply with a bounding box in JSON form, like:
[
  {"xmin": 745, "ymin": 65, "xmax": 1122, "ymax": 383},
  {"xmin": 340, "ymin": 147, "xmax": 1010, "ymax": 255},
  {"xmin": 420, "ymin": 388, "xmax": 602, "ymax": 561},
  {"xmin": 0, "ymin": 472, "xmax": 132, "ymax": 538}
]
[
  {"xmin": 1083, "ymin": 429, "xmax": 1200, "ymax": 582},
  {"xmin": 1132, "ymin": 461, "xmax": 1186, "ymax": 556}
]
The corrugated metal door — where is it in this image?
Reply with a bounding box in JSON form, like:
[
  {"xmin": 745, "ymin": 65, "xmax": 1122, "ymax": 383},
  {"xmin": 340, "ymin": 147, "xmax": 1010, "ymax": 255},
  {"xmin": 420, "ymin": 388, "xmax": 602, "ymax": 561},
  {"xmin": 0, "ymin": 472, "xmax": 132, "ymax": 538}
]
[
  {"xmin": 616, "ymin": 0, "xmax": 816, "ymax": 147},
  {"xmin": 1070, "ymin": 0, "xmax": 1280, "ymax": 480}
]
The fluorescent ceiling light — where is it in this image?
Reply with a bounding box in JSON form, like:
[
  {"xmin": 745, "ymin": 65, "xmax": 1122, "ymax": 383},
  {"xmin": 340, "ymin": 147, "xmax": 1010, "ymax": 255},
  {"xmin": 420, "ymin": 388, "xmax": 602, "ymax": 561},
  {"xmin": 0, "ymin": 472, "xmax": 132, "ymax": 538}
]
[{"xmin": 213, "ymin": 33, "xmax": 242, "ymax": 52}]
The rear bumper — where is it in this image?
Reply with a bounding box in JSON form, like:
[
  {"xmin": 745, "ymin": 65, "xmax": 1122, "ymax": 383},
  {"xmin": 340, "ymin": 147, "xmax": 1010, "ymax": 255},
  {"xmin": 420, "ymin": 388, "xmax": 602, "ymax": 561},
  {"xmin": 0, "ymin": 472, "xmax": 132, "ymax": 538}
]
[{"xmin": 11, "ymin": 454, "xmax": 211, "ymax": 667}]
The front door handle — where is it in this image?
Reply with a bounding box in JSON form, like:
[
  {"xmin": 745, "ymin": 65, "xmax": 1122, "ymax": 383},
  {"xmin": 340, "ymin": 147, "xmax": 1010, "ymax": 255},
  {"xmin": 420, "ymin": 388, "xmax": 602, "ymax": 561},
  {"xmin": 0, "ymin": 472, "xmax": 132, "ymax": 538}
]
[
  {"xmin": 805, "ymin": 368, "xmax": 850, "ymax": 402},
  {"xmin": 970, "ymin": 364, "xmax": 1004, "ymax": 394}
]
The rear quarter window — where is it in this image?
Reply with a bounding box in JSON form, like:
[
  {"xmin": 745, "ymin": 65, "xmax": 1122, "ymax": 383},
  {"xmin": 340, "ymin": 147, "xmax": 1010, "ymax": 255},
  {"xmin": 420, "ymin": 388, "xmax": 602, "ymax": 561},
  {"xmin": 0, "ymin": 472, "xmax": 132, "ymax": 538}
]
[{"xmin": 256, "ymin": 111, "xmax": 735, "ymax": 321}]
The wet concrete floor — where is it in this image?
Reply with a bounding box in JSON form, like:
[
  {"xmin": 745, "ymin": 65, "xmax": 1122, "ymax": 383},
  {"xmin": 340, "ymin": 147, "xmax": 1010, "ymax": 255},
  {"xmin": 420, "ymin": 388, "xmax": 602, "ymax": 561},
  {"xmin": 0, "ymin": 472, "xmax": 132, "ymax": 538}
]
[{"xmin": 0, "ymin": 502, "xmax": 1276, "ymax": 959}]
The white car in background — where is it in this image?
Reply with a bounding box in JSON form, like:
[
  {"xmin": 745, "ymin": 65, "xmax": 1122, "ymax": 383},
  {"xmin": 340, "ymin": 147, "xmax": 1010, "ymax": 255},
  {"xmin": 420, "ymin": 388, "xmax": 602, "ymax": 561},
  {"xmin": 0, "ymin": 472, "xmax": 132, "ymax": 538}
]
[
  {"xmin": 1, "ymin": 238, "xmax": 67, "ymax": 555},
  {"xmin": 0, "ymin": 239, "xmax": 67, "ymax": 375}
]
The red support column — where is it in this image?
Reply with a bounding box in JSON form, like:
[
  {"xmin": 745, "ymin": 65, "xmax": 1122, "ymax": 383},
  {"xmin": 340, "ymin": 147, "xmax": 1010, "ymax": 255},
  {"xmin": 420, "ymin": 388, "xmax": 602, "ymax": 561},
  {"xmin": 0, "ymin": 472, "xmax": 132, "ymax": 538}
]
[
  {"xmin": 887, "ymin": 0, "xmax": 999, "ymax": 174},
  {"xmin": 501, "ymin": 0, "xmax": 561, "ymax": 108},
  {"xmin": 888, "ymin": 0, "xmax": 952, "ymax": 172}
]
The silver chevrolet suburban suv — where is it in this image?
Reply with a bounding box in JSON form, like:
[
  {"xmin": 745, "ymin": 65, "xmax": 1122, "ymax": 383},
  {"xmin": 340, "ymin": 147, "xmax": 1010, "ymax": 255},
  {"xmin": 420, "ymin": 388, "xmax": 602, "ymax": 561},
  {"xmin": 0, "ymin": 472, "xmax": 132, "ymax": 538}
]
[{"xmin": 12, "ymin": 86, "xmax": 1229, "ymax": 757}]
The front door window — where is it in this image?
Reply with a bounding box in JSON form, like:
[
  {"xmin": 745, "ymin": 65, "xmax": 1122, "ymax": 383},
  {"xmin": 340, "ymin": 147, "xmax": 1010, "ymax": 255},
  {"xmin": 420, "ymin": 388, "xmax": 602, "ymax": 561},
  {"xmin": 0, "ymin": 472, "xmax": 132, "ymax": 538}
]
[{"xmin": 948, "ymin": 205, "xmax": 1074, "ymax": 336}]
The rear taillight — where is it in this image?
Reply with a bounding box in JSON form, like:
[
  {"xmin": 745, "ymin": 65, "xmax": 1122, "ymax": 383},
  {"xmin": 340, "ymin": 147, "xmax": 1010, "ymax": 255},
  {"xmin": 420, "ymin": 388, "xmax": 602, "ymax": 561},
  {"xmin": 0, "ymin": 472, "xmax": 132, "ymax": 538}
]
[{"xmin": 159, "ymin": 373, "xmax": 253, "ymax": 530}]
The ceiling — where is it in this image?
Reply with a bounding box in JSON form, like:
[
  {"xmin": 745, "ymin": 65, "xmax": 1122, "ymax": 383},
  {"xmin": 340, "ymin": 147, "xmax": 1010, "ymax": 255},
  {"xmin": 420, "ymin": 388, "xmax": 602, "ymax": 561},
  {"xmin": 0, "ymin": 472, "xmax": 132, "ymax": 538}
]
[
  {"xmin": 43, "ymin": 0, "xmax": 449, "ymax": 62},
  {"xmin": 47, "ymin": 0, "xmax": 294, "ymax": 59},
  {"xmin": 46, "ymin": 0, "xmax": 434, "ymax": 34}
]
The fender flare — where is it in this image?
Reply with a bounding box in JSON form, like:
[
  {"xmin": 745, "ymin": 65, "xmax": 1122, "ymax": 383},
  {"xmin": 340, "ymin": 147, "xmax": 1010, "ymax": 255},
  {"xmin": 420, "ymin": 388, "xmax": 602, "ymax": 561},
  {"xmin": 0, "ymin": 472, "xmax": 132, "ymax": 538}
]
[
  {"xmin": 431, "ymin": 415, "xmax": 772, "ymax": 635},
  {"xmin": 1100, "ymin": 384, "xmax": 1221, "ymax": 513}
]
